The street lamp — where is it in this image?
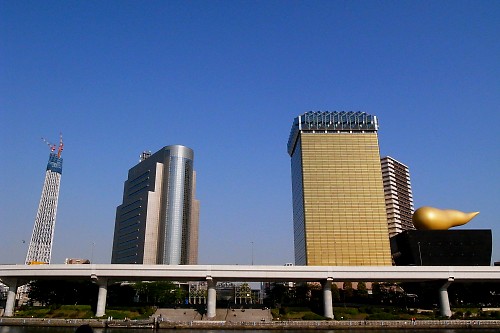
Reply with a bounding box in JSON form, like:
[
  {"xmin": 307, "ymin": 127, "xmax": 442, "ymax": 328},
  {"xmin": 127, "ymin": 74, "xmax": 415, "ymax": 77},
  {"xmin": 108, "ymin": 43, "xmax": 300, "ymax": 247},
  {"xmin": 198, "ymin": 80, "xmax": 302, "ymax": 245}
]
[
  {"xmin": 251, "ymin": 241, "xmax": 254, "ymax": 265},
  {"xmin": 91, "ymin": 242, "xmax": 95, "ymax": 264},
  {"xmin": 417, "ymin": 242, "xmax": 423, "ymax": 266}
]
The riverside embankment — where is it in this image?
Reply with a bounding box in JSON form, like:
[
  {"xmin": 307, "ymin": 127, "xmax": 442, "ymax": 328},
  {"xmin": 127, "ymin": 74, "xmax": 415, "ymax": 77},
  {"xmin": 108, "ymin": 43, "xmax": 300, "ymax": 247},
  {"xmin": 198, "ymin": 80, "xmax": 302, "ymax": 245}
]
[{"xmin": 1, "ymin": 317, "xmax": 500, "ymax": 330}]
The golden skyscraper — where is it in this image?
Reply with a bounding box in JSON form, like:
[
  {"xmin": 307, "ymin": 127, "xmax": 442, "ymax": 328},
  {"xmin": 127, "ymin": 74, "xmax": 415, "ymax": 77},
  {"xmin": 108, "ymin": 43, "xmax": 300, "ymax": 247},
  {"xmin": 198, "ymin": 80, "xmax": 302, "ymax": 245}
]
[{"xmin": 288, "ymin": 111, "xmax": 392, "ymax": 266}]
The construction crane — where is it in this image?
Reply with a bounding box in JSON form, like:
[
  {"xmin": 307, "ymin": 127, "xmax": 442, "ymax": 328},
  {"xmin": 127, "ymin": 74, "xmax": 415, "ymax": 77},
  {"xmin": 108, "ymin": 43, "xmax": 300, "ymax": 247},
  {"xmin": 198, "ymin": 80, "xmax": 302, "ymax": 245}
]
[{"xmin": 41, "ymin": 133, "xmax": 64, "ymax": 157}]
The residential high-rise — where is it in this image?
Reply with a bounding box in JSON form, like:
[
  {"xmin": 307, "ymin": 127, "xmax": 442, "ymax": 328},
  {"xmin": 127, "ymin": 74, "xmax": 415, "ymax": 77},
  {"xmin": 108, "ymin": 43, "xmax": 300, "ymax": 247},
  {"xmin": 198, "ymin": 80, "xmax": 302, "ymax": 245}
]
[
  {"xmin": 288, "ymin": 111, "xmax": 392, "ymax": 266},
  {"xmin": 26, "ymin": 136, "xmax": 64, "ymax": 265},
  {"xmin": 188, "ymin": 172, "xmax": 200, "ymax": 264},
  {"xmin": 111, "ymin": 145, "xmax": 199, "ymax": 265},
  {"xmin": 381, "ymin": 156, "xmax": 415, "ymax": 238}
]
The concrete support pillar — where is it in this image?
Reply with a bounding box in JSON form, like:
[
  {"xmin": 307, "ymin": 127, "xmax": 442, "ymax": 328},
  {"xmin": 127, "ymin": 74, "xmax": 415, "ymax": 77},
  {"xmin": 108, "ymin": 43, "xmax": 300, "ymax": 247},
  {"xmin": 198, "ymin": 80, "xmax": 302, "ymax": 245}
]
[
  {"xmin": 439, "ymin": 278, "xmax": 453, "ymax": 318},
  {"xmin": 3, "ymin": 278, "xmax": 18, "ymax": 317},
  {"xmin": 95, "ymin": 278, "xmax": 108, "ymax": 317},
  {"xmin": 322, "ymin": 278, "xmax": 334, "ymax": 320},
  {"xmin": 206, "ymin": 277, "xmax": 216, "ymax": 319}
]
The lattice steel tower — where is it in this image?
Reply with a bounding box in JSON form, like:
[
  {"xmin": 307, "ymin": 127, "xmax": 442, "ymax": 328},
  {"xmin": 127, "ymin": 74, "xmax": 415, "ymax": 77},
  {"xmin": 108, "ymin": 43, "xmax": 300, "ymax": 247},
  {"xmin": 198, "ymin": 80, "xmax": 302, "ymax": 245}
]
[{"xmin": 25, "ymin": 135, "xmax": 64, "ymax": 264}]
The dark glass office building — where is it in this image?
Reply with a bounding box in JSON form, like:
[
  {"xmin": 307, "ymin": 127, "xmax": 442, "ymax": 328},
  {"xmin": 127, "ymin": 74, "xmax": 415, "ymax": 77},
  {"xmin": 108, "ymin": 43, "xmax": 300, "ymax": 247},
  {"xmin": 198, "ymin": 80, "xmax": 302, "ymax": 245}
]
[{"xmin": 111, "ymin": 145, "xmax": 199, "ymax": 265}]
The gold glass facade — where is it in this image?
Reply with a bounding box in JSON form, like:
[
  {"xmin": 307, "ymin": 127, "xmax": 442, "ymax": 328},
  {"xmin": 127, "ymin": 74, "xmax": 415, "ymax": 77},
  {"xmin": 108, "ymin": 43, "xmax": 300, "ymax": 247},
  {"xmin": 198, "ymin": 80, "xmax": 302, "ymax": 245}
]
[{"xmin": 291, "ymin": 131, "xmax": 392, "ymax": 266}]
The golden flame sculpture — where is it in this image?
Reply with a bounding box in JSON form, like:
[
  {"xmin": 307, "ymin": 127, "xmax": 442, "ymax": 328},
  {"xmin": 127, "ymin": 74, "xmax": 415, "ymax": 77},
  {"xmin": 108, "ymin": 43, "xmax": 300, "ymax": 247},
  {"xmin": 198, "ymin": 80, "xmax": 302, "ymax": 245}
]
[{"xmin": 412, "ymin": 206, "xmax": 479, "ymax": 230}]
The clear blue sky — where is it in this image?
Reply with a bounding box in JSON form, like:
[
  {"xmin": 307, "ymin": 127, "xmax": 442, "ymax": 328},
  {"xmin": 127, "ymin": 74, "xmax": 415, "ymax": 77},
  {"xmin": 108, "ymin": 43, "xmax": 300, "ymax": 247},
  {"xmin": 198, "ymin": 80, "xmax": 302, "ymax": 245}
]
[{"xmin": 1, "ymin": 1, "xmax": 498, "ymax": 265}]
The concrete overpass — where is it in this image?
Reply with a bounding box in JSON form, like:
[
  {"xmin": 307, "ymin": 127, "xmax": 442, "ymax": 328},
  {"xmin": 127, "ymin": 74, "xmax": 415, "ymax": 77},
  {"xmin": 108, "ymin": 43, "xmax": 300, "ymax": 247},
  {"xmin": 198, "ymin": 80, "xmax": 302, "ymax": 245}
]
[{"xmin": 1, "ymin": 264, "xmax": 499, "ymax": 319}]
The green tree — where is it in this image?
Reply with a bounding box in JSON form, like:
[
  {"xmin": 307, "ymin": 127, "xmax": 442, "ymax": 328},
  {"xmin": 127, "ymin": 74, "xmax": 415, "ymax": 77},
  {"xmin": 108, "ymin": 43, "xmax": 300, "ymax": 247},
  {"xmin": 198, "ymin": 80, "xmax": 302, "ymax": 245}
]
[
  {"xmin": 27, "ymin": 280, "xmax": 97, "ymax": 306},
  {"xmin": 294, "ymin": 283, "xmax": 310, "ymax": 305},
  {"xmin": 308, "ymin": 283, "xmax": 323, "ymax": 314},
  {"xmin": 343, "ymin": 282, "xmax": 354, "ymax": 299},
  {"xmin": 265, "ymin": 283, "xmax": 289, "ymax": 306},
  {"xmin": 134, "ymin": 281, "xmax": 185, "ymax": 306},
  {"xmin": 107, "ymin": 283, "xmax": 137, "ymax": 306},
  {"xmin": 357, "ymin": 282, "xmax": 368, "ymax": 297},
  {"xmin": 331, "ymin": 283, "xmax": 340, "ymax": 302},
  {"xmin": 372, "ymin": 282, "xmax": 383, "ymax": 303}
]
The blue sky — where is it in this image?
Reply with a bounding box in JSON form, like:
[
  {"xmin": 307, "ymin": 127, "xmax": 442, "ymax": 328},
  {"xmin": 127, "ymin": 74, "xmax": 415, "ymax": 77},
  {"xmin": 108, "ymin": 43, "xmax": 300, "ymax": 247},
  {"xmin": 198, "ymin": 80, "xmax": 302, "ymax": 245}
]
[{"xmin": 1, "ymin": 1, "xmax": 498, "ymax": 265}]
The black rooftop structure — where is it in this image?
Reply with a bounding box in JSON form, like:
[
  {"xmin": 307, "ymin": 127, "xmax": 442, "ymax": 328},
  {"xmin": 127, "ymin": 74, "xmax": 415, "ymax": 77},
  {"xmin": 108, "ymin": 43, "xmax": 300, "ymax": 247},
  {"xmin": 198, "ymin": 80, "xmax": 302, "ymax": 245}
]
[{"xmin": 391, "ymin": 230, "xmax": 492, "ymax": 266}]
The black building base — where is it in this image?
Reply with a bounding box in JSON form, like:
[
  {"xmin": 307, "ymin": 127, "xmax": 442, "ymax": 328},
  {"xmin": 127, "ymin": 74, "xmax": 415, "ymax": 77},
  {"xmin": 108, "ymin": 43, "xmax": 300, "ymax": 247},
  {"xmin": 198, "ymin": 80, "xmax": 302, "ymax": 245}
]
[{"xmin": 390, "ymin": 230, "xmax": 492, "ymax": 266}]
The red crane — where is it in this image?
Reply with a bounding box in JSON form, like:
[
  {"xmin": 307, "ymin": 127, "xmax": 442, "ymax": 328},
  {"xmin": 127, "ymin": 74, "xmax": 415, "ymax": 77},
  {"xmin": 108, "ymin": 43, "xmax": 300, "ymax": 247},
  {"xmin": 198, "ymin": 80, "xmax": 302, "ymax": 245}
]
[{"xmin": 41, "ymin": 133, "xmax": 64, "ymax": 157}]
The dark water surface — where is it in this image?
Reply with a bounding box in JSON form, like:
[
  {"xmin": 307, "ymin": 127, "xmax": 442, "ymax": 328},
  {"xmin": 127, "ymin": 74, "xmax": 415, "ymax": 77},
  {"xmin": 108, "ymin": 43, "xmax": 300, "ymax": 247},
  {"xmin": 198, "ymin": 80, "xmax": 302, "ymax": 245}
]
[{"xmin": 1, "ymin": 328, "xmax": 500, "ymax": 333}]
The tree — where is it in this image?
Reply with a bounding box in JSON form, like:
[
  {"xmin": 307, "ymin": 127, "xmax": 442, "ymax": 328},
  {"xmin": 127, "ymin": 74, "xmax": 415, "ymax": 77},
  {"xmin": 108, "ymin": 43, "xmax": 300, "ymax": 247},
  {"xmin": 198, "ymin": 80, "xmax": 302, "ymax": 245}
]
[
  {"xmin": 265, "ymin": 283, "xmax": 289, "ymax": 307},
  {"xmin": 107, "ymin": 283, "xmax": 136, "ymax": 306},
  {"xmin": 371, "ymin": 282, "xmax": 383, "ymax": 303},
  {"xmin": 357, "ymin": 282, "xmax": 368, "ymax": 298},
  {"xmin": 134, "ymin": 281, "xmax": 185, "ymax": 306},
  {"xmin": 331, "ymin": 283, "xmax": 340, "ymax": 302},
  {"xmin": 294, "ymin": 283, "xmax": 310, "ymax": 304},
  {"xmin": 308, "ymin": 282, "xmax": 323, "ymax": 313},
  {"xmin": 342, "ymin": 282, "xmax": 354, "ymax": 300},
  {"xmin": 27, "ymin": 280, "xmax": 97, "ymax": 306}
]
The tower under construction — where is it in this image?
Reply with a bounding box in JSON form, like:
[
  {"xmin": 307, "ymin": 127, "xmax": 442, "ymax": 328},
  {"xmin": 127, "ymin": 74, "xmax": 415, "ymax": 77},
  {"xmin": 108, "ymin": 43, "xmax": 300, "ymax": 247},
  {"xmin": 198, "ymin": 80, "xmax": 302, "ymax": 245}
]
[{"xmin": 25, "ymin": 135, "xmax": 64, "ymax": 265}]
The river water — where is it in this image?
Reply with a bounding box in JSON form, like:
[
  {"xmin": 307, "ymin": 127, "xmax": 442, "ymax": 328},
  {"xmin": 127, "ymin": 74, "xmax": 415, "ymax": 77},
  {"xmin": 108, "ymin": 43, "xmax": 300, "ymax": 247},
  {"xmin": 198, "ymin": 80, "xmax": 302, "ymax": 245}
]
[{"xmin": 1, "ymin": 328, "xmax": 500, "ymax": 333}]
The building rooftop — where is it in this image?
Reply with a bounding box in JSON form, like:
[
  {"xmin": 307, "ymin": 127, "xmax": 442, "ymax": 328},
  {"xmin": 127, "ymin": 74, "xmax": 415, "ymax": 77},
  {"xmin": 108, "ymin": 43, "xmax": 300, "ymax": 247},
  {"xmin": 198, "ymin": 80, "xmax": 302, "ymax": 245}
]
[{"xmin": 287, "ymin": 111, "xmax": 379, "ymax": 156}]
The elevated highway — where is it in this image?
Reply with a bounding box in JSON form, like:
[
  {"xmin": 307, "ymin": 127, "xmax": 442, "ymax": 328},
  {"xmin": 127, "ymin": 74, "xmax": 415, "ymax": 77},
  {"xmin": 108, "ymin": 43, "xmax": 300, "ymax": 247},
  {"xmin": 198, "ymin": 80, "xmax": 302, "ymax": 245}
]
[{"xmin": 2, "ymin": 264, "xmax": 499, "ymax": 319}]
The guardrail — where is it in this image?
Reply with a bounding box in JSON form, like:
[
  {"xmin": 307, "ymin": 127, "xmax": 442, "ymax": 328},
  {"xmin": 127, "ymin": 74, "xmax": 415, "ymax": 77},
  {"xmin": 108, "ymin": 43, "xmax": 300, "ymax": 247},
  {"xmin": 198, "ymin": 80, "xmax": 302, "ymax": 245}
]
[{"xmin": 1, "ymin": 317, "xmax": 499, "ymax": 329}]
